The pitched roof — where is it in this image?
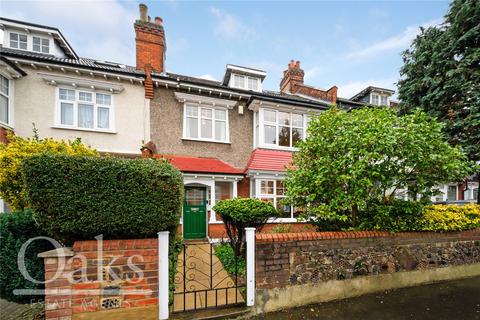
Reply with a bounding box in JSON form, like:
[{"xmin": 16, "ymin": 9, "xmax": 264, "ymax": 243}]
[
  {"xmin": 246, "ymin": 149, "xmax": 293, "ymax": 172},
  {"xmin": 152, "ymin": 72, "xmax": 330, "ymax": 110},
  {"xmin": 350, "ymin": 86, "xmax": 395, "ymax": 101},
  {"xmin": 0, "ymin": 17, "xmax": 78, "ymax": 59},
  {"xmin": 0, "ymin": 46, "xmax": 144, "ymax": 77},
  {"xmin": 156, "ymin": 155, "xmax": 244, "ymax": 175}
]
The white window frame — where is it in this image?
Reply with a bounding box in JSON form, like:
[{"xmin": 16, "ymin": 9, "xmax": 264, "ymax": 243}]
[
  {"xmin": 258, "ymin": 108, "xmax": 307, "ymax": 150},
  {"xmin": 9, "ymin": 32, "xmax": 28, "ymax": 50},
  {"xmin": 447, "ymin": 185, "xmax": 458, "ymax": 202},
  {"xmin": 370, "ymin": 93, "xmax": 389, "ymax": 106},
  {"xmin": 255, "ymin": 179, "xmax": 297, "ymax": 220},
  {"xmin": 231, "ymin": 74, "xmax": 261, "ymax": 91},
  {"xmin": 55, "ymin": 87, "xmax": 115, "ymax": 132},
  {"xmin": 32, "ymin": 36, "xmax": 50, "ymax": 54},
  {"xmin": 0, "ymin": 74, "xmax": 13, "ymax": 128},
  {"xmin": 182, "ymin": 103, "xmax": 230, "ymax": 143}
]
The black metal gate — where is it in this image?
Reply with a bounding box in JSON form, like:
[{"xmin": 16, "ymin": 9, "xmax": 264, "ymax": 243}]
[{"xmin": 172, "ymin": 242, "xmax": 245, "ymax": 313}]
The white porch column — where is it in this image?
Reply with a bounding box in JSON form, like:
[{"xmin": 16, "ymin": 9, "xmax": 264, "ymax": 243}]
[
  {"xmin": 158, "ymin": 231, "xmax": 169, "ymax": 320},
  {"xmin": 209, "ymin": 180, "xmax": 217, "ymax": 223},
  {"xmin": 245, "ymin": 227, "xmax": 256, "ymax": 307},
  {"xmin": 232, "ymin": 179, "xmax": 238, "ymax": 198}
]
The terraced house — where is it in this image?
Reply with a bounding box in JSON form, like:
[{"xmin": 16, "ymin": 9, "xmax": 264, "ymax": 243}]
[{"xmin": 1, "ymin": 4, "xmax": 476, "ymax": 234}]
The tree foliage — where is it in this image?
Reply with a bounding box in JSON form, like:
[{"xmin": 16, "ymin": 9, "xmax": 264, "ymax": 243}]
[
  {"xmin": 285, "ymin": 107, "xmax": 474, "ymax": 227},
  {"xmin": 397, "ymin": 0, "xmax": 480, "ymax": 162},
  {"xmin": 213, "ymin": 198, "xmax": 276, "ymax": 256},
  {"xmin": 0, "ymin": 132, "xmax": 97, "ymax": 211}
]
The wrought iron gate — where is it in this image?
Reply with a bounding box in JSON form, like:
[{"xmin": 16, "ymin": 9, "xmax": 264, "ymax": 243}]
[{"xmin": 172, "ymin": 242, "xmax": 245, "ymax": 313}]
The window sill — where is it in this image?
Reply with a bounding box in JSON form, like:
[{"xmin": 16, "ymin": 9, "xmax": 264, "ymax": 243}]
[
  {"xmin": 0, "ymin": 121, "xmax": 14, "ymax": 130},
  {"xmin": 51, "ymin": 125, "xmax": 117, "ymax": 134},
  {"xmin": 258, "ymin": 144, "xmax": 298, "ymax": 152},
  {"xmin": 182, "ymin": 137, "xmax": 231, "ymax": 145}
]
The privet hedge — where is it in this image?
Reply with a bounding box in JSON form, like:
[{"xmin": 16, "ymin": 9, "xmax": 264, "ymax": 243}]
[
  {"xmin": 22, "ymin": 154, "xmax": 183, "ymax": 243},
  {"xmin": 0, "ymin": 210, "xmax": 53, "ymax": 303}
]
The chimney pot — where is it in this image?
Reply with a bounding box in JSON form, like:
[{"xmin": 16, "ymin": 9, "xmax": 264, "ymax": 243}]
[
  {"xmin": 154, "ymin": 16, "xmax": 163, "ymax": 25},
  {"xmin": 296, "ymin": 61, "xmax": 301, "ymax": 68},
  {"xmin": 148, "ymin": 15, "xmax": 151, "ymax": 22},
  {"xmin": 139, "ymin": 3, "xmax": 148, "ymax": 22}
]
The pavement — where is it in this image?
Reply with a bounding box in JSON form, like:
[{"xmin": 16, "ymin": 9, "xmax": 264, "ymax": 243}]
[{"xmin": 254, "ymin": 276, "xmax": 480, "ymax": 320}]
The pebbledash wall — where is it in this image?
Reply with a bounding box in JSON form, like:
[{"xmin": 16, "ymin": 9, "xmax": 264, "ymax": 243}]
[{"xmin": 254, "ymin": 229, "xmax": 480, "ymax": 313}]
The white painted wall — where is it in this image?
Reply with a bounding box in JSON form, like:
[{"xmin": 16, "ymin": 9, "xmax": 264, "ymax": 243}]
[{"xmin": 12, "ymin": 66, "xmax": 148, "ymax": 154}]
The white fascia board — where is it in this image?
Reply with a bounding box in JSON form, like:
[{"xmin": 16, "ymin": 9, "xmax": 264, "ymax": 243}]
[
  {"xmin": 38, "ymin": 72, "xmax": 125, "ymax": 93},
  {"xmin": 13, "ymin": 59, "xmax": 143, "ymax": 82},
  {"xmin": 183, "ymin": 173, "xmax": 244, "ymax": 181},
  {"xmin": 248, "ymin": 99, "xmax": 323, "ymax": 114},
  {"xmin": 175, "ymin": 91, "xmax": 238, "ymax": 109},
  {"xmin": 226, "ymin": 64, "xmax": 267, "ymax": 78}
]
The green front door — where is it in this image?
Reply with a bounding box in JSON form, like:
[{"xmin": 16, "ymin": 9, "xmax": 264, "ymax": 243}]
[{"xmin": 183, "ymin": 187, "xmax": 207, "ymax": 239}]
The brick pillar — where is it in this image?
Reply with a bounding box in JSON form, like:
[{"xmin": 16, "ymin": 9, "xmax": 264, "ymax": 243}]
[
  {"xmin": 0, "ymin": 126, "xmax": 11, "ymax": 144},
  {"xmin": 40, "ymin": 248, "xmax": 74, "ymax": 320}
]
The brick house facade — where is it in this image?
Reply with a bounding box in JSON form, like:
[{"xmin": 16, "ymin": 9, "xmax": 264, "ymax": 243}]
[{"xmin": 1, "ymin": 4, "xmax": 477, "ymax": 230}]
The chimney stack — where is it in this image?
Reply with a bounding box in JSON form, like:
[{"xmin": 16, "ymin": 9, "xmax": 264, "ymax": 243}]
[
  {"xmin": 280, "ymin": 59, "xmax": 305, "ymax": 93},
  {"xmin": 134, "ymin": 3, "xmax": 166, "ymax": 74}
]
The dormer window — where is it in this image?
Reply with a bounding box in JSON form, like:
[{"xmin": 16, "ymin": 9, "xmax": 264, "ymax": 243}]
[
  {"xmin": 33, "ymin": 37, "xmax": 49, "ymax": 54},
  {"xmin": 232, "ymin": 74, "xmax": 260, "ymax": 91},
  {"xmin": 223, "ymin": 65, "xmax": 266, "ymax": 92},
  {"xmin": 10, "ymin": 33, "xmax": 27, "ymax": 50},
  {"xmin": 372, "ymin": 94, "xmax": 379, "ymax": 105}
]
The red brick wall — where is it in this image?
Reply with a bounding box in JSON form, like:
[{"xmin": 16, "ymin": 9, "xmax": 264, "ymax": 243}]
[
  {"xmin": 134, "ymin": 22, "xmax": 165, "ymax": 73},
  {"xmin": 43, "ymin": 239, "xmax": 159, "ymax": 320},
  {"xmin": 255, "ymin": 229, "xmax": 480, "ymax": 289},
  {"xmin": 0, "ymin": 126, "xmax": 10, "ymax": 144},
  {"xmin": 237, "ymin": 178, "xmax": 250, "ymax": 198}
]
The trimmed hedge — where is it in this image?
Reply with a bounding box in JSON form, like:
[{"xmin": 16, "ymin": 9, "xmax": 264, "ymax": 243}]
[
  {"xmin": 22, "ymin": 154, "xmax": 183, "ymax": 243},
  {"xmin": 213, "ymin": 198, "xmax": 276, "ymax": 256},
  {"xmin": 0, "ymin": 210, "xmax": 54, "ymax": 303}
]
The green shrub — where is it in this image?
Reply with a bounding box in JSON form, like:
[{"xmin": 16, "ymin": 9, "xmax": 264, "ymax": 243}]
[
  {"xmin": 22, "ymin": 154, "xmax": 183, "ymax": 243},
  {"xmin": 214, "ymin": 243, "xmax": 245, "ymax": 278},
  {"xmin": 213, "ymin": 198, "xmax": 276, "ymax": 256},
  {"xmin": 358, "ymin": 199, "xmax": 426, "ymax": 232},
  {"xmin": 421, "ymin": 204, "xmax": 480, "ymax": 231},
  {"xmin": 0, "ymin": 210, "xmax": 54, "ymax": 303},
  {"xmin": 0, "ymin": 132, "xmax": 97, "ymax": 211},
  {"xmin": 269, "ymin": 224, "xmax": 293, "ymax": 233}
]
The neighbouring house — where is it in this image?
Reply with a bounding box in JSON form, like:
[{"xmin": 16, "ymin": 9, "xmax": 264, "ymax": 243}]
[
  {"xmin": 1, "ymin": 5, "xmax": 476, "ymax": 232},
  {"xmin": 0, "ymin": 17, "xmax": 151, "ymax": 212}
]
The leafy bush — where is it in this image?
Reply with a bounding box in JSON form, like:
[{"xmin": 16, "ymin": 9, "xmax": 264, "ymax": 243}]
[
  {"xmin": 358, "ymin": 199, "xmax": 426, "ymax": 232},
  {"xmin": 0, "ymin": 210, "xmax": 54, "ymax": 303},
  {"xmin": 269, "ymin": 224, "xmax": 293, "ymax": 233},
  {"xmin": 421, "ymin": 204, "xmax": 480, "ymax": 231},
  {"xmin": 214, "ymin": 243, "xmax": 245, "ymax": 278},
  {"xmin": 213, "ymin": 198, "xmax": 276, "ymax": 256},
  {"xmin": 0, "ymin": 132, "xmax": 97, "ymax": 210},
  {"xmin": 22, "ymin": 154, "xmax": 183, "ymax": 243}
]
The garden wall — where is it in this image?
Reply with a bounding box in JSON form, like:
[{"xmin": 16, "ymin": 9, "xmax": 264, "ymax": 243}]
[
  {"xmin": 255, "ymin": 229, "xmax": 480, "ymax": 313},
  {"xmin": 41, "ymin": 238, "xmax": 159, "ymax": 320}
]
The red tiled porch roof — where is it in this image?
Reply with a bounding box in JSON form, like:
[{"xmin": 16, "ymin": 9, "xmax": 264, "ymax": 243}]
[
  {"xmin": 155, "ymin": 154, "xmax": 244, "ymax": 175},
  {"xmin": 246, "ymin": 149, "xmax": 293, "ymax": 172}
]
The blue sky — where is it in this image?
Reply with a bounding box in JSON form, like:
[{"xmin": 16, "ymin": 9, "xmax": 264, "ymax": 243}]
[{"xmin": 2, "ymin": 0, "xmax": 450, "ymax": 98}]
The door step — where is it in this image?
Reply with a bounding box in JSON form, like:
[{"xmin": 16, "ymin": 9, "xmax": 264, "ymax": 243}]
[
  {"xmin": 171, "ymin": 306, "xmax": 252, "ymax": 320},
  {"xmin": 184, "ymin": 239, "xmax": 209, "ymax": 244}
]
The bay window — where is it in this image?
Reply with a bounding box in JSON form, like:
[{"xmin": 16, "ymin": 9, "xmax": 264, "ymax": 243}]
[
  {"xmin": 0, "ymin": 75, "xmax": 9, "ymax": 125},
  {"xmin": 260, "ymin": 108, "xmax": 307, "ymax": 149},
  {"xmin": 184, "ymin": 104, "xmax": 229, "ymax": 143},
  {"xmin": 257, "ymin": 179, "xmax": 297, "ymax": 219},
  {"xmin": 57, "ymin": 88, "xmax": 113, "ymax": 131}
]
